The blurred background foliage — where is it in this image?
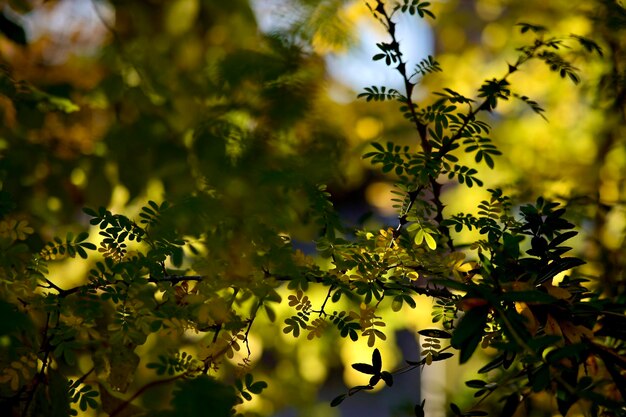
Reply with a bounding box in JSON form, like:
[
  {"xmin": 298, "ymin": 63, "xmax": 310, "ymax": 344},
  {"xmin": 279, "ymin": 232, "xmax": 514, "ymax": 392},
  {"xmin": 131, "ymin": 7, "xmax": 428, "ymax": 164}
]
[{"xmin": 0, "ymin": 0, "xmax": 623, "ymax": 416}]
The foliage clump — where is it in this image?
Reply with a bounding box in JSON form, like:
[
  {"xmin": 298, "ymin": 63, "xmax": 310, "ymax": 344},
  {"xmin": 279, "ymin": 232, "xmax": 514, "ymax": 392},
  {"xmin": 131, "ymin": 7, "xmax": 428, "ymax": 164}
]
[{"xmin": 0, "ymin": 1, "xmax": 624, "ymax": 417}]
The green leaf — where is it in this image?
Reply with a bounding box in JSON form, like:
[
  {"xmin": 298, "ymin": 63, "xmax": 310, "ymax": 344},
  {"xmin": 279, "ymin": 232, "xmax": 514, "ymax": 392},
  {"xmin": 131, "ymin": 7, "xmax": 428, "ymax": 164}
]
[
  {"xmin": 76, "ymin": 246, "xmax": 88, "ymax": 259},
  {"xmin": 477, "ymin": 354, "xmax": 505, "ymax": 373},
  {"xmin": 499, "ymin": 291, "xmax": 556, "ymax": 303},
  {"xmin": 47, "ymin": 369, "xmax": 73, "ymax": 417},
  {"xmin": 168, "ymin": 376, "xmax": 237, "ymax": 417},
  {"xmin": 80, "ymin": 242, "xmax": 97, "ymax": 250},
  {"xmin": 0, "ymin": 299, "xmax": 34, "ymax": 337},
  {"xmin": 451, "ymin": 306, "xmax": 488, "ymax": 364},
  {"xmin": 465, "ymin": 379, "xmax": 487, "ymax": 388},
  {"xmin": 75, "ymin": 232, "xmax": 89, "ymax": 243},
  {"xmin": 423, "ymin": 232, "xmax": 437, "ymax": 250},
  {"xmin": 517, "ymin": 22, "xmax": 547, "ymax": 34},
  {"xmin": 28, "ymin": 85, "xmax": 80, "ymax": 113},
  {"xmin": 391, "ymin": 296, "xmax": 403, "ymax": 312},
  {"xmin": 414, "ymin": 229, "xmax": 424, "ymax": 245},
  {"xmin": 536, "ymin": 257, "xmax": 585, "ymax": 284},
  {"xmin": 531, "ymin": 365, "xmax": 551, "ymax": 392},
  {"xmin": 500, "ymin": 393, "xmax": 521, "ymax": 417}
]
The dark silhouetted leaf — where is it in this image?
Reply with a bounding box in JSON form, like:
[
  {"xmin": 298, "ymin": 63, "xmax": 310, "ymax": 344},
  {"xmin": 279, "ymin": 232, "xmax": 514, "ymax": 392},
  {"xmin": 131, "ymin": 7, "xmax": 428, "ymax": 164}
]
[
  {"xmin": 432, "ymin": 352, "xmax": 454, "ymax": 361},
  {"xmin": 452, "ymin": 306, "xmax": 489, "ymax": 363},
  {"xmin": 381, "ymin": 371, "xmax": 393, "ymax": 386},
  {"xmin": 331, "ymin": 394, "xmax": 346, "ymax": 407},
  {"xmin": 351, "ymin": 363, "xmax": 376, "ymax": 375},
  {"xmin": 418, "ymin": 329, "xmax": 452, "ymax": 339},
  {"xmin": 169, "ymin": 376, "xmax": 237, "ymax": 417},
  {"xmin": 0, "ymin": 11, "xmax": 26, "ymax": 45},
  {"xmin": 372, "ymin": 348, "xmax": 382, "ymax": 372},
  {"xmin": 500, "ymin": 393, "xmax": 521, "ymax": 417},
  {"xmin": 465, "ymin": 379, "xmax": 487, "ymax": 388}
]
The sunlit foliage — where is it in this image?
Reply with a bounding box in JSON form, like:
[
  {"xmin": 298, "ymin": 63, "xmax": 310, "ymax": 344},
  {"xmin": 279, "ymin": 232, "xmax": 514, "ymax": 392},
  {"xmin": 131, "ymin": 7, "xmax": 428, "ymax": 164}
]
[{"xmin": 0, "ymin": 0, "xmax": 624, "ymax": 416}]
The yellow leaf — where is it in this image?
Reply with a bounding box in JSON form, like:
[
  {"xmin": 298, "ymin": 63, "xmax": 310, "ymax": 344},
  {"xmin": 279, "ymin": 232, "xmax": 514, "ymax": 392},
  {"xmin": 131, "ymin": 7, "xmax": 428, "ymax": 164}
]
[
  {"xmin": 414, "ymin": 230, "xmax": 424, "ymax": 245},
  {"xmin": 515, "ymin": 302, "xmax": 538, "ymax": 335},
  {"xmin": 544, "ymin": 314, "xmax": 563, "ymax": 341},
  {"xmin": 407, "ymin": 271, "xmax": 419, "ymax": 281},
  {"xmin": 510, "ymin": 281, "xmax": 532, "ymax": 291},
  {"xmin": 560, "ymin": 321, "xmax": 594, "ymax": 344},
  {"xmin": 424, "ymin": 233, "xmax": 437, "ymax": 250},
  {"xmin": 164, "ymin": 0, "xmax": 199, "ymax": 36},
  {"xmin": 543, "ymin": 282, "xmax": 572, "ymax": 300},
  {"xmin": 15, "ymin": 220, "xmax": 34, "ymax": 240},
  {"xmin": 456, "ymin": 261, "xmax": 475, "ymax": 274}
]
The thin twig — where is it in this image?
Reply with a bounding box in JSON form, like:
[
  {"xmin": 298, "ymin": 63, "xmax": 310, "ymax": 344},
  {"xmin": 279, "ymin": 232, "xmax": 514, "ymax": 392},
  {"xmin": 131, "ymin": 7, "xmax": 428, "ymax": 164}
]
[
  {"xmin": 108, "ymin": 373, "xmax": 187, "ymax": 417},
  {"xmin": 243, "ymin": 299, "xmax": 263, "ymax": 357},
  {"xmin": 318, "ymin": 285, "xmax": 335, "ymax": 317},
  {"xmin": 21, "ymin": 312, "xmax": 52, "ymax": 417}
]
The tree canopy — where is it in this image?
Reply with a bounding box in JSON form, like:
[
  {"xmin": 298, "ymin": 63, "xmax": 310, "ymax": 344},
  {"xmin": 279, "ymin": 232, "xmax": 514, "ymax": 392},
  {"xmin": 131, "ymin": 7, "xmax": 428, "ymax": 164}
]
[{"xmin": 0, "ymin": 1, "xmax": 624, "ymax": 416}]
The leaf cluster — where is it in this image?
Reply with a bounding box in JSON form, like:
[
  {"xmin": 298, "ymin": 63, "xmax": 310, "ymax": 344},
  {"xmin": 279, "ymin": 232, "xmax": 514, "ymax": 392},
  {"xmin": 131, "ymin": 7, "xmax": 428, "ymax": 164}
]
[{"xmin": 0, "ymin": 1, "xmax": 623, "ymax": 417}]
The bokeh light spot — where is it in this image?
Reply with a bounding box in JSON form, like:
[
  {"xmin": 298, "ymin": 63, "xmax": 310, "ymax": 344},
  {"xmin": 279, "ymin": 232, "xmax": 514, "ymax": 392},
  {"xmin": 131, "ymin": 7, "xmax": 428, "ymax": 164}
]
[
  {"xmin": 482, "ymin": 22, "xmax": 507, "ymax": 50},
  {"xmin": 365, "ymin": 182, "xmax": 396, "ymax": 216},
  {"xmin": 47, "ymin": 196, "xmax": 62, "ymax": 212},
  {"xmin": 70, "ymin": 167, "xmax": 86, "ymax": 187},
  {"xmin": 355, "ymin": 117, "xmax": 383, "ymax": 140},
  {"xmin": 475, "ymin": 0, "xmax": 504, "ymax": 21}
]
